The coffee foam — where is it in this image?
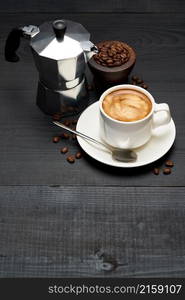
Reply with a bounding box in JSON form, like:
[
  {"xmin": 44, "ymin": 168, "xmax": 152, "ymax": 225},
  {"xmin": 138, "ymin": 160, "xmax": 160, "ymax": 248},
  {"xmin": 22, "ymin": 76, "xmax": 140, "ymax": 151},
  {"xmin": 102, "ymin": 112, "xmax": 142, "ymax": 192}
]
[{"xmin": 102, "ymin": 89, "xmax": 152, "ymax": 122}]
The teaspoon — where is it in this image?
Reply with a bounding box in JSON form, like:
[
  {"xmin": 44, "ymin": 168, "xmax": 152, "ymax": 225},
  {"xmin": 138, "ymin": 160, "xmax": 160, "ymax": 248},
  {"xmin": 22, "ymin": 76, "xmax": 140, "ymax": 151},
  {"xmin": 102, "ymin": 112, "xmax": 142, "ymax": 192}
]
[{"xmin": 53, "ymin": 121, "xmax": 137, "ymax": 162}]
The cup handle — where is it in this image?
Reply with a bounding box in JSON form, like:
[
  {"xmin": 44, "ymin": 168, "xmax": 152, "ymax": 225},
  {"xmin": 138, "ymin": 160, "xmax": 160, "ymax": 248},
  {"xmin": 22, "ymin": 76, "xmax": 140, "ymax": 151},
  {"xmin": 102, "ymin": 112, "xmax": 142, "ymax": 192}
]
[{"xmin": 152, "ymin": 103, "xmax": 171, "ymax": 134}]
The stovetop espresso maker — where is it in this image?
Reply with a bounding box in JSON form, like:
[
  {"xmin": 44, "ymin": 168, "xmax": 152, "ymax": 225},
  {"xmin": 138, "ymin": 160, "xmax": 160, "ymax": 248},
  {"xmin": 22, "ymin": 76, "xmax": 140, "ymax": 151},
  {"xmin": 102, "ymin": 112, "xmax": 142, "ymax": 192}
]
[{"xmin": 5, "ymin": 19, "xmax": 98, "ymax": 115}]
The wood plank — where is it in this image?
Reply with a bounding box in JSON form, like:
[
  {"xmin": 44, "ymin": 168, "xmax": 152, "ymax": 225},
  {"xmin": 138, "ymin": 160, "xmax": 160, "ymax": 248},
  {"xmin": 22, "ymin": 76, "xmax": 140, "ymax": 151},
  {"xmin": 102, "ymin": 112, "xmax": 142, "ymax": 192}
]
[
  {"xmin": 1, "ymin": 0, "xmax": 185, "ymax": 13},
  {"xmin": 0, "ymin": 13, "xmax": 184, "ymax": 185},
  {"xmin": 0, "ymin": 88, "xmax": 182, "ymax": 186},
  {"xmin": 1, "ymin": 13, "xmax": 185, "ymax": 91},
  {"xmin": 0, "ymin": 186, "xmax": 185, "ymax": 277}
]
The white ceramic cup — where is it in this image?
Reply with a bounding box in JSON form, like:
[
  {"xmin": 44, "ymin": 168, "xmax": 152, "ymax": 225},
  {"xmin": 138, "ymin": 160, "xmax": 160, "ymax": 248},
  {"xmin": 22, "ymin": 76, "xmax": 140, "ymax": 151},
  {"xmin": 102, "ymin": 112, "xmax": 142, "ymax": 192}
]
[{"xmin": 99, "ymin": 84, "xmax": 171, "ymax": 149}]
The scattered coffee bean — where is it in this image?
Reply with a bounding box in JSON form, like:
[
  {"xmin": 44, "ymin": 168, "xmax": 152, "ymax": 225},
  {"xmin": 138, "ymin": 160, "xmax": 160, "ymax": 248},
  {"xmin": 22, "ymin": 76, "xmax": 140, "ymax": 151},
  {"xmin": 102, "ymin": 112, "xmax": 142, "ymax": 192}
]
[
  {"xmin": 63, "ymin": 120, "xmax": 70, "ymax": 126},
  {"xmin": 165, "ymin": 160, "xmax": 174, "ymax": 167},
  {"xmin": 130, "ymin": 75, "xmax": 149, "ymax": 90},
  {"xmin": 131, "ymin": 75, "xmax": 138, "ymax": 81},
  {"xmin": 52, "ymin": 136, "xmax": 60, "ymax": 143},
  {"xmin": 67, "ymin": 155, "xmax": 75, "ymax": 163},
  {"xmin": 72, "ymin": 134, "xmax": 76, "ymax": 140},
  {"xmin": 67, "ymin": 106, "xmax": 75, "ymax": 112},
  {"xmin": 153, "ymin": 168, "xmax": 160, "ymax": 175},
  {"xmin": 75, "ymin": 152, "xmax": 82, "ymax": 159},
  {"xmin": 137, "ymin": 78, "xmax": 143, "ymax": 84},
  {"xmin": 163, "ymin": 167, "xmax": 171, "ymax": 175},
  {"xmin": 60, "ymin": 147, "xmax": 68, "ymax": 154},
  {"xmin": 52, "ymin": 113, "xmax": 62, "ymax": 121},
  {"xmin": 141, "ymin": 83, "xmax": 148, "ymax": 89},
  {"xmin": 61, "ymin": 133, "xmax": 69, "ymax": 139},
  {"xmin": 87, "ymin": 84, "xmax": 94, "ymax": 91}
]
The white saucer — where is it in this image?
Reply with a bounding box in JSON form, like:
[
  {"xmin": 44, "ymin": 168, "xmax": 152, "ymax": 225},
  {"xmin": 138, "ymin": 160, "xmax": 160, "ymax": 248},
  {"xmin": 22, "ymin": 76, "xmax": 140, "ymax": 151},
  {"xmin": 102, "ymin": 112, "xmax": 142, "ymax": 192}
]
[{"xmin": 76, "ymin": 101, "xmax": 176, "ymax": 168}]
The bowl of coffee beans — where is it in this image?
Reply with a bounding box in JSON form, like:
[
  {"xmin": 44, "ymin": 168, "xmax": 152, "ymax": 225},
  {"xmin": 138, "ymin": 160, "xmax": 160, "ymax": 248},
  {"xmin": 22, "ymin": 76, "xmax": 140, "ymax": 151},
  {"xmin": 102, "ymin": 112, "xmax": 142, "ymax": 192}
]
[{"xmin": 88, "ymin": 40, "xmax": 136, "ymax": 88}]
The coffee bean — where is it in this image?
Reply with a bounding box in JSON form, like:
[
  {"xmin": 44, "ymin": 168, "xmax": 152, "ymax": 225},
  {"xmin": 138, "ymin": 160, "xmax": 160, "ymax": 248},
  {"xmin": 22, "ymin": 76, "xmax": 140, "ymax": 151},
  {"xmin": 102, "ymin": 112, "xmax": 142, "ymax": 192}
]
[
  {"xmin": 98, "ymin": 55, "xmax": 108, "ymax": 62},
  {"xmin": 52, "ymin": 136, "xmax": 60, "ymax": 143},
  {"xmin": 87, "ymin": 84, "xmax": 94, "ymax": 91},
  {"xmin": 165, "ymin": 160, "xmax": 174, "ymax": 167},
  {"xmin": 72, "ymin": 134, "xmax": 76, "ymax": 140},
  {"xmin": 60, "ymin": 147, "xmax": 68, "ymax": 154},
  {"xmin": 106, "ymin": 59, "xmax": 113, "ymax": 64},
  {"xmin": 95, "ymin": 40, "xmax": 129, "ymax": 68},
  {"xmin": 52, "ymin": 113, "xmax": 62, "ymax": 121},
  {"xmin": 72, "ymin": 120, "xmax": 77, "ymax": 125},
  {"xmin": 107, "ymin": 63, "xmax": 114, "ymax": 67},
  {"xmin": 141, "ymin": 83, "xmax": 148, "ymax": 89},
  {"xmin": 131, "ymin": 76, "xmax": 138, "ymax": 81},
  {"xmin": 114, "ymin": 61, "xmax": 122, "ymax": 66},
  {"xmin": 67, "ymin": 106, "xmax": 75, "ymax": 112},
  {"xmin": 101, "ymin": 54, "xmax": 108, "ymax": 59},
  {"xmin": 67, "ymin": 155, "xmax": 75, "ymax": 163},
  {"xmin": 75, "ymin": 152, "xmax": 82, "ymax": 159},
  {"xmin": 137, "ymin": 78, "xmax": 143, "ymax": 84},
  {"xmin": 163, "ymin": 167, "xmax": 171, "ymax": 175},
  {"xmin": 61, "ymin": 133, "xmax": 69, "ymax": 139},
  {"xmin": 116, "ymin": 46, "xmax": 122, "ymax": 53},
  {"xmin": 63, "ymin": 120, "xmax": 70, "ymax": 126},
  {"xmin": 153, "ymin": 168, "xmax": 160, "ymax": 175},
  {"xmin": 121, "ymin": 58, "xmax": 127, "ymax": 63},
  {"xmin": 113, "ymin": 58, "xmax": 119, "ymax": 62},
  {"xmin": 120, "ymin": 53, "xmax": 126, "ymax": 58},
  {"xmin": 108, "ymin": 51, "xmax": 113, "ymax": 57}
]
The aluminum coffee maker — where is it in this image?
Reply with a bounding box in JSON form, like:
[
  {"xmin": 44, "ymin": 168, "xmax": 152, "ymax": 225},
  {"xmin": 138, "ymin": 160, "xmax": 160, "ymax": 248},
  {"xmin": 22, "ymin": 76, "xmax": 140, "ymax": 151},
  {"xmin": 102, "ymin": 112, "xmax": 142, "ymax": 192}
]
[{"xmin": 5, "ymin": 19, "xmax": 98, "ymax": 115}]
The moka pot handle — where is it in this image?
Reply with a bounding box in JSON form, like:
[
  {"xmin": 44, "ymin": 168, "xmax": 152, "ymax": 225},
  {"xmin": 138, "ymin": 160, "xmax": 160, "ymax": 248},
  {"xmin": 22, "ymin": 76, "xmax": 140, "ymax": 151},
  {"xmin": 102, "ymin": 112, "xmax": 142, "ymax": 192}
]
[
  {"xmin": 5, "ymin": 27, "xmax": 23, "ymax": 62},
  {"xmin": 5, "ymin": 25, "xmax": 39, "ymax": 62}
]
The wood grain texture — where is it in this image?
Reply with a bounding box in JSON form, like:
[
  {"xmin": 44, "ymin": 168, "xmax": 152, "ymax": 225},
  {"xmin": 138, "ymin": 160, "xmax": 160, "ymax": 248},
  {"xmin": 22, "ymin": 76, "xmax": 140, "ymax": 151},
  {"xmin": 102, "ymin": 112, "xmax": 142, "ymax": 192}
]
[
  {"xmin": 0, "ymin": 11, "xmax": 185, "ymax": 278},
  {"xmin": 1, "ymin": 13, "xmax": 185, "ymax": 91},
  {"xmin": 1, "ymin": 0, "xmax": 185, "ymax": 13},
  {"xmin": 0, "ymin": 13, "xmax": 184, "ymax": 185},
  {"xmin": 0, "ymin": 186, "xmax": 185, "ymax": 277},
  {"xmin": 0, "ymin": 88, "xmax": 182, "ymax": 186}
]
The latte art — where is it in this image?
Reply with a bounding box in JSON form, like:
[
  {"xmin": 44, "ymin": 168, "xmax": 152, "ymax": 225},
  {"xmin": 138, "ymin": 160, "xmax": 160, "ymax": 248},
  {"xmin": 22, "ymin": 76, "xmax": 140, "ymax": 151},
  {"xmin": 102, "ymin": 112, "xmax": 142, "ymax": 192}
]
[{"xmin": 102, "ymin": 89, "xmax": 152, "ymax": 122}]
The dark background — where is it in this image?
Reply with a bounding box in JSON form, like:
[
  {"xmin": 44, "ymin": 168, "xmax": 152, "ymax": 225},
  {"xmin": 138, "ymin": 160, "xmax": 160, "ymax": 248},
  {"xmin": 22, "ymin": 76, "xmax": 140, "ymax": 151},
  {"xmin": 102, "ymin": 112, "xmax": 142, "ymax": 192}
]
[
  {"xmin": 1, "ymin": 0, "xmax": 185, "ymax": 12},
  {"xmin": 0, "ymin": 0, "xmax": 185, "ymax": 277}
]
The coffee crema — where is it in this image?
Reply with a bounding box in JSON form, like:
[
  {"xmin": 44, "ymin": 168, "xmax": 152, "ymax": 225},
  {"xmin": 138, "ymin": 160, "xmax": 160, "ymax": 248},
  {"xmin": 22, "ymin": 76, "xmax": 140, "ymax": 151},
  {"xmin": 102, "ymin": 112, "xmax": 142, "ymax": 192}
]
[{"xmin": 102, "ymin": 89, "xmax": 152, "ymax": 122}]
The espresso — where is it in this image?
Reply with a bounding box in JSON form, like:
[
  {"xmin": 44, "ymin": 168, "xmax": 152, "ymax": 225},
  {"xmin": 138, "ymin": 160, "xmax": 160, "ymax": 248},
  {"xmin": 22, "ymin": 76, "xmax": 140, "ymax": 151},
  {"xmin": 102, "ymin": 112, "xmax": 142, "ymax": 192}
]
[{"xmin": 102, "ymin": 89, "xmax": 152, "ymax": 122}]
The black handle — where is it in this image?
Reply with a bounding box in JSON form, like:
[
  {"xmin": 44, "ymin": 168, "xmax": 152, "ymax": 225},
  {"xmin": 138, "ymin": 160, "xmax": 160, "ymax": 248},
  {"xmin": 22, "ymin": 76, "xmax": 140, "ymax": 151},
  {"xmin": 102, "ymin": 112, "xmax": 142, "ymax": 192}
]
[
  {"xmin": 52, "ymin": 20, "xmax": 66, "ymax": 41},
  {"xmin": 5, "ymin": 28, "xmax": 23, "ymax": 62}
]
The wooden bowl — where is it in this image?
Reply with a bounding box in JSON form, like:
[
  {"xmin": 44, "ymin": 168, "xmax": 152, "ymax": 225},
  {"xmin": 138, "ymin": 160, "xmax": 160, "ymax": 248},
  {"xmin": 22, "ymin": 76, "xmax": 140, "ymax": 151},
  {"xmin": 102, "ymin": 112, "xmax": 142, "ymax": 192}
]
[{"xmin": 88, "ymin": 41, "xmax": 136, "ymax": 89}]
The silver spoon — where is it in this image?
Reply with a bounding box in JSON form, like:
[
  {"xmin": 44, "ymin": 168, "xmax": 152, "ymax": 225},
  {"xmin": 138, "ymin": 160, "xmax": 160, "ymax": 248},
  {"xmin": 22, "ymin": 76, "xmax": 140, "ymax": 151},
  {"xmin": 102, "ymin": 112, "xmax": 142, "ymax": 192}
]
[{"xmin": 53, "ymin": 121, "xmax": 137, "ymax": 162}]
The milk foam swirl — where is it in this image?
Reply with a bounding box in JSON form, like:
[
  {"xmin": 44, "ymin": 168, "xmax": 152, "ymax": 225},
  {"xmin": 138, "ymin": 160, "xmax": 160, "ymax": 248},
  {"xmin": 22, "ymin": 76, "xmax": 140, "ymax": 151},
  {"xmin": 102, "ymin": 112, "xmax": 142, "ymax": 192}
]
[{"xmin": 102, "ymin": 89, "xmax": 152, "ymax": 122}]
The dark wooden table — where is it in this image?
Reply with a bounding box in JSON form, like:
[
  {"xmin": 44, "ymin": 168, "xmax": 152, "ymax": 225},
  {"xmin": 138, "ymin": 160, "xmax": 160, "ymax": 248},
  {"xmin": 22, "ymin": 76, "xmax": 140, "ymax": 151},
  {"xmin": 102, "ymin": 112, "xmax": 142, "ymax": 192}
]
[{"xmin": 0, "ymin": 1, "xmax": 185, "ymax": 277}]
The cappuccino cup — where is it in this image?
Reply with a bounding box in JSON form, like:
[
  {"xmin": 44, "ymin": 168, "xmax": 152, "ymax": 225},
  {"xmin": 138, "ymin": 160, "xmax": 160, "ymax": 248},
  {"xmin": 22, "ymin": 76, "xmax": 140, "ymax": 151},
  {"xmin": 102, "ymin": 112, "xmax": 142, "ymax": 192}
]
[{"xmin": 99, "ymin": 84, "xmax": 171, "ymax": 149}]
